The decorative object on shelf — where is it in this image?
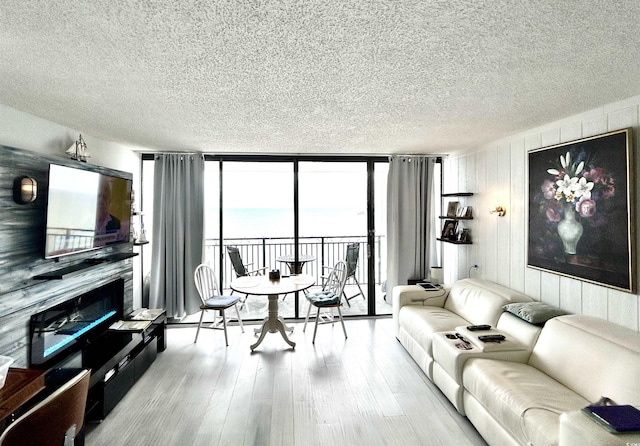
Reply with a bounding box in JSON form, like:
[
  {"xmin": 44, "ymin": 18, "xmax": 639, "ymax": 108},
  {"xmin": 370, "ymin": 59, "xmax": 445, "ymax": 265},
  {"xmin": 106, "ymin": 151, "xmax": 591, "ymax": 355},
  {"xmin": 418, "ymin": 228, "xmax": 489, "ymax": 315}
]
[
  {"xmin": 489, "ymin": 205, "xmax": 506, "ymax": 217},
  {"xmin": 133, "ymin": 211, "xmax": 148, "ymax": 244},
  {"xmin": 13, "ymin": 176, "xmax": 37, "ymax": 204},
  {"xmin": 441, "ymin": 219, "xmax": 458, "ymax": 240},
  {"xmin": 459, "ymin": 228, "xmax": 471, "ymax": 243},
  {"xmin": 446, "ymin": 201, "xmax": 459, "ymax": 217},
  {"xmin": 439, "ymin": 193, "xmax": 474, "ymax": 244},
  {"xmin": 135, "ymin": 226, "xmax": 148, "ymax": 244},
  {"xmin": 528, "ymin": 128, "xmax": 634, "ymax": 293},
  {"xmin": 430, "ymin": 266, "xmax": 443, "ymax": 285},
  {"xmin": 65, "ymin": 134, "xmax": 90, "ymax": 162}
]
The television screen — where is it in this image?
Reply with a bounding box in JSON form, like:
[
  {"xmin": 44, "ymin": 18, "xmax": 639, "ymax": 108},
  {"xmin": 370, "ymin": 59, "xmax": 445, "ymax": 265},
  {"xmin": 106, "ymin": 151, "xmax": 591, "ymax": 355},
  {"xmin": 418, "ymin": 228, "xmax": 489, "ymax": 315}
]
[{"xmin": 44, "ymin": 164, "xmax": 132, "ymax": 259}]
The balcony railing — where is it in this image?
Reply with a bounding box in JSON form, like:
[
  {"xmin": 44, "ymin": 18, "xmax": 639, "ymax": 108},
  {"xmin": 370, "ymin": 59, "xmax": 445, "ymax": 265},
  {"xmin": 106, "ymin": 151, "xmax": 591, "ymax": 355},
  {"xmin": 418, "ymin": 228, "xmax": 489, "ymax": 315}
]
[{"xmin": 204, "ymin": 235, "xmax": 386, "ymax": 290}]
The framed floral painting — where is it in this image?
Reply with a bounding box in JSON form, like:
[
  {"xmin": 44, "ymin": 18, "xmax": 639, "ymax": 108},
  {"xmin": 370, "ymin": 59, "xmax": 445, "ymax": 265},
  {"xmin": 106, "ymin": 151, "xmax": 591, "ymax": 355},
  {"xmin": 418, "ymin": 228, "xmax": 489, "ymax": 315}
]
[{"xmin": 527, "ymin": 128, "xmax": 635, "ymax": 292}]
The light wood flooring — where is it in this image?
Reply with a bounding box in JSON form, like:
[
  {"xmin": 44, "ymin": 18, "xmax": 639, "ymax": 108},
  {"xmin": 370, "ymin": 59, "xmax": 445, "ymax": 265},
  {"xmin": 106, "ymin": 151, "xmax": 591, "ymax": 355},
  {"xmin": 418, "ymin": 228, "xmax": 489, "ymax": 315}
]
[{"xmin": 85, "ymin": 318, "xmax": 487, "ymax": 446}]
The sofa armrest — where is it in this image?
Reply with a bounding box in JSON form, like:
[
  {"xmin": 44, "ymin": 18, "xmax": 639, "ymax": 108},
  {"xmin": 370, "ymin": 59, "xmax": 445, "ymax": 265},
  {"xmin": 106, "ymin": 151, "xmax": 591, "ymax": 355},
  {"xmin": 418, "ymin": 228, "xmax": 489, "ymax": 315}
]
[{"xmin": 392, "ymin": 285, "xmax": 450, "ymax": 336}]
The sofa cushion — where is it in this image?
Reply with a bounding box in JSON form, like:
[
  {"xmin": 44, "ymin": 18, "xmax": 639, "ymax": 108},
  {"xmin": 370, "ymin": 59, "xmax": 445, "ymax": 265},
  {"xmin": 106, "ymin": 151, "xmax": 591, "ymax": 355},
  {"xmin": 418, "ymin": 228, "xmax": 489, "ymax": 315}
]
[
  {"xmin": 444, "ymin": 279, "xmax": 533, "ymax": 326},
  {"xmin": 463, "ymin": 358, "xmax": 590, "ymax": 446},
  {"xmin": 528, "ymin": 315, "xmax": 640, "ymax": 406},
  {"xmin": 503, "ymin": 301, "xmax": 569, "ymax": 325},
  {"xmin": 398, "ymin": 306, "xmax": 469, "ymax": 357}
]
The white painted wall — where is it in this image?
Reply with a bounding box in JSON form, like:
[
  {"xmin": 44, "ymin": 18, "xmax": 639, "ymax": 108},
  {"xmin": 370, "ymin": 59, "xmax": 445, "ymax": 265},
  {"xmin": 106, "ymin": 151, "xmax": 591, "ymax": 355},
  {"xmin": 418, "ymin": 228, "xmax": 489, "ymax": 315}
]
[
  {"xmin": 444, "ymin": 94, "xmax": 640, "ymax": 332},
  {"xmin": 0, "ymin": 104, "xmax": 146, "ymax": 307},
  {"xmin": 0, "ymin": 104, "xmax": 141, "ymax": 172}
]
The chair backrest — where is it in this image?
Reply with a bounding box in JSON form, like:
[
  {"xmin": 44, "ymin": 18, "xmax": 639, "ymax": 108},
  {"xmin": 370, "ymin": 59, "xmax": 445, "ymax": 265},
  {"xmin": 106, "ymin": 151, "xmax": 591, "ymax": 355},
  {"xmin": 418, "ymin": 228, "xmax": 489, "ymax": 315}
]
[
  {"xmin": 194, "ymin": 264, "xmax": 222, "ymax": 303},
  {"xmin": 0, "ymin": 369, "xmax": 90, "ymax": 446},
  {"xmin": 324, "ymin": 261, "xmax": 348, "ymax": 300},
  {"xmin": 345, "ymin": 243, "xmax": 360, "ymax": 278},
  {"xmin": 226, "ymin": 246, "xmax": 248, "ymax": 277}
]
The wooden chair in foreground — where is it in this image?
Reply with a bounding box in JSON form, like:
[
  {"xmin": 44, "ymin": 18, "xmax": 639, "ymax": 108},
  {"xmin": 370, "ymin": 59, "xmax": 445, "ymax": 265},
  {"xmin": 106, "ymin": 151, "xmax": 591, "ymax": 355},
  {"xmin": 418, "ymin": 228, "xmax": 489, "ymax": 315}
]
[{"xmin": 0, "ymin": 368, "xmax": 90, "ymax": 446}]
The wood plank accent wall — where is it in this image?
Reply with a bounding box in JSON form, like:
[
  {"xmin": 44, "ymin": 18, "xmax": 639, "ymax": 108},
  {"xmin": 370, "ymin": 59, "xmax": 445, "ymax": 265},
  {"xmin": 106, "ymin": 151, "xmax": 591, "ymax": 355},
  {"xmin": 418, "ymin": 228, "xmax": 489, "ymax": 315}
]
[
  {"xmin": 442, "ymin": 95, "xmax": 640, "ymax": 332},
  {"xmin": 0, "ymin": 144, "xmax": 134, "ymax": 366}
]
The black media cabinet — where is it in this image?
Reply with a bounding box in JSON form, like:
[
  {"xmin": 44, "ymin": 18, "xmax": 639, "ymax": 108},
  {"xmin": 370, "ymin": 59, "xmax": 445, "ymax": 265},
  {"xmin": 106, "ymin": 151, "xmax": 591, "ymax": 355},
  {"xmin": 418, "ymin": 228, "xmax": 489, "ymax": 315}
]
[
  {"xmin": 84, "ymin": 311, "xmax": 166, "ymax": 422},
  {"xmin": 29, "ymin": 278, "xmax": 166, "ymax": 423},
  {"xmin": 38, "ymin": 310, "xmax": 166, "ymax": 423}
]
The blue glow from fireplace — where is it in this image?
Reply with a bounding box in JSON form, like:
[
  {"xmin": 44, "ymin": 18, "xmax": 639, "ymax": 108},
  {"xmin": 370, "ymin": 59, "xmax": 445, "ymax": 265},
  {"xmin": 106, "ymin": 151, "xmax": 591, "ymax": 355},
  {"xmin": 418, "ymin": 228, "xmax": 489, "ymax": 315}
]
[{"xmin": 44, "ymin": 310, "xmax": 117, "ymax": 357}]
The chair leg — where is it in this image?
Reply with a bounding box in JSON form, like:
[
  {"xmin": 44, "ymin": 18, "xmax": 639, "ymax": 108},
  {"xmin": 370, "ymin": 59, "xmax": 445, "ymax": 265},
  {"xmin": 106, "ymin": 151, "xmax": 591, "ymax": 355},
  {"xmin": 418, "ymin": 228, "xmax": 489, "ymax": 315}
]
[
  {"xmin": 343, "ymin": 276, "xmax": 364, "ymax": 307},
  {"xmin": 233, "ymin": 303, "xmax": 244, "ymax": 333},
  {"xmin": 221, "ymin": 309, "xmax": 229, "ymax": 346},
  {"xmin": 354, "ymin": 277, "xmax": 365, "ymax": 300},
  {"xmin": 312, "ymin": 307, "xmax": 321, "ymax": 344},
  {"xmin": 342, "ymin": 290, "xmax": 352, "ymax": 307},
  {"xmin": 303, "ymin": 301, "xmax": 313, "ymax": 332},
  {"xmin": 239, "ymin": 293, "xmax": 249, "ymax": 310},
  {"xmin": 194, "ymin": 309, "xmax": 205, "ymax": 343},
  {"xmin": 337, "ymin": 305, "xmax": 347, "ymax": 339}
]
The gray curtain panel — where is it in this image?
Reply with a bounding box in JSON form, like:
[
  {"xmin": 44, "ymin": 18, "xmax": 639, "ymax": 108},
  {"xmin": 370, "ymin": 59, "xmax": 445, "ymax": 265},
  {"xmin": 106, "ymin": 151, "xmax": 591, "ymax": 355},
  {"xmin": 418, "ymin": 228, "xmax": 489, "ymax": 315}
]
[
  {"xmin": 150, "ymin": 153, "xmax": 205, "ymax": 318},
  {"xmin": 386, "ymin": 156, "xmax": 437, "ymax": 291}
]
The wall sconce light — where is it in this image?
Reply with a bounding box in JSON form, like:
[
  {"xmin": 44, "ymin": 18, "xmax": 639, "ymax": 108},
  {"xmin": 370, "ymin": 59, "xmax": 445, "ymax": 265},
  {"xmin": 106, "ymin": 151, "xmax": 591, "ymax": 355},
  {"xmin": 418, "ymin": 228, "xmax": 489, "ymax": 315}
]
[
  {"xmin": 13, "ymin": 176, "xmax": 38, "ymax": 204},
  {"xmin": 489, "ymin": 206, "xmax": 506, "ymax": 217}
]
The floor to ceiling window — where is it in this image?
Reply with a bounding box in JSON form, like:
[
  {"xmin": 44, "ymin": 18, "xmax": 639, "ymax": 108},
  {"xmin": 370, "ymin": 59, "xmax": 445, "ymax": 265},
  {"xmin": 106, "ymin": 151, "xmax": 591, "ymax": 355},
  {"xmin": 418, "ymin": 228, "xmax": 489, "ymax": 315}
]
[
  {"xmin": 298, "ymin": 161, "xmax": 368, "ymax": 316},
  {"xmin": 140, "ymin": 154, "xmax": 389, "ymax": 320},
  {"xmin": 221, "ymin": 161, "xmax": 295, "ymax": 317}
]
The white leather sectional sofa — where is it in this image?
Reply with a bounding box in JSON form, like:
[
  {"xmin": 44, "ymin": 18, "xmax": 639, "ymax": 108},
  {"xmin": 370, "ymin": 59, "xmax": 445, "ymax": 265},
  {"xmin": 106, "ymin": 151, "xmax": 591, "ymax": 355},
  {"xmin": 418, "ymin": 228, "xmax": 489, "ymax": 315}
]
[{"xmin": 392, "ymin": 278, "xmax": 640, "ymax": 446}]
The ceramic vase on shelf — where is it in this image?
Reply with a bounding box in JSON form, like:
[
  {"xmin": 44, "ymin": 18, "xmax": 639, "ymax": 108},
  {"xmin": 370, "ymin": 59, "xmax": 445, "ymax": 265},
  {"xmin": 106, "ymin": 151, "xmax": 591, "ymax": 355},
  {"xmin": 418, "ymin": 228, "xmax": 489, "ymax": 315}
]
[{"xmin": 557, "ymin": 204, "xmax": 583, "ymax": 255}]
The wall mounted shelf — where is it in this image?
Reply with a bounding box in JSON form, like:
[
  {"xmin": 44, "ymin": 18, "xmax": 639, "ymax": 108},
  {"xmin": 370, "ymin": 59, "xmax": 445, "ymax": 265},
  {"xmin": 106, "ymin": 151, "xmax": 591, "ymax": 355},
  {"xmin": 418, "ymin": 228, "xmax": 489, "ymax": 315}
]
[
  {"xmin": 437, "ymin": 238, "xmax": 472, "ymax": 245},
  {"xmin": 33, "ymin": 252, "xmax": 138, "ymax": 280},
  {"xmin": 442, "ymin": 192, "xmax": 473, "ymax": 197},
  {"xmin": 439, "ymin": 192, "xmax": 474, "ymax": 244}
]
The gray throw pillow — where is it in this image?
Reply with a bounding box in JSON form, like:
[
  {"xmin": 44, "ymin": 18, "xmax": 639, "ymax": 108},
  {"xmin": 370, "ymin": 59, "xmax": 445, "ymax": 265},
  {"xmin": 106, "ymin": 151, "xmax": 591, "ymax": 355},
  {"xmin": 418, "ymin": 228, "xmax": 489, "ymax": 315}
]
[{"xmin": 502, "ymin": 302, "xmax": 569, "ymax": 325}]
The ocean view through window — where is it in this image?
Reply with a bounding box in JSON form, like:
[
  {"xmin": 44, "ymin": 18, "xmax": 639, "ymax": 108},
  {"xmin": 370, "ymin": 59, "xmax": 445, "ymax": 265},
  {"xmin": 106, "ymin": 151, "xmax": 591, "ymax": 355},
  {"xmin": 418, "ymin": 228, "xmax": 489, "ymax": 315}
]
[{"xmin": 141, "ymin": 155, "xmax": 390, "ymax": 319}]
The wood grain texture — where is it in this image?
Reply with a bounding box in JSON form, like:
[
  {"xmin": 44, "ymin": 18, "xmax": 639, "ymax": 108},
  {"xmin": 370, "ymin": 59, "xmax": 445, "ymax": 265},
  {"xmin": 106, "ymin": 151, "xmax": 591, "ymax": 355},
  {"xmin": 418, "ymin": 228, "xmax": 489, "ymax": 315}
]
[
  {"xmin": 0, "ymin": 144, "xmax": 135, "ymax": 366},
  {"xmin": 86, "ymin": 319, "xmax": 486, "ymax": 446}
]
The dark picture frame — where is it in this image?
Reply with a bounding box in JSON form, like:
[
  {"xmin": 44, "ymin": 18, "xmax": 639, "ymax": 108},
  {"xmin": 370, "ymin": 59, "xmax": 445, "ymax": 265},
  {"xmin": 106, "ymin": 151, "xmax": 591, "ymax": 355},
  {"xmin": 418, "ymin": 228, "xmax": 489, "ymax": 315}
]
[
  {"xmin": 446, "ymin": 201, "xmax": 459, "ymax": 217},
  {"xmin": 441, "ymin": 219, "xmax": 458, "ymax": 240},
  {"xmin": 527, "ymin": 128, "xmax": 635, "ymax": 292}
]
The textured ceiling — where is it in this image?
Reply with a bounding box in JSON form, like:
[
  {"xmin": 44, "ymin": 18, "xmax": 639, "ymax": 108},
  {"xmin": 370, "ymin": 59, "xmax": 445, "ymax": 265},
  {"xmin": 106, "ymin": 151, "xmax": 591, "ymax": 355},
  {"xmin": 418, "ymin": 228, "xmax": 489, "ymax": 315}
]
[{"xmin": 1, "ymin": 1, "xmax": 640, "ymax": 155}]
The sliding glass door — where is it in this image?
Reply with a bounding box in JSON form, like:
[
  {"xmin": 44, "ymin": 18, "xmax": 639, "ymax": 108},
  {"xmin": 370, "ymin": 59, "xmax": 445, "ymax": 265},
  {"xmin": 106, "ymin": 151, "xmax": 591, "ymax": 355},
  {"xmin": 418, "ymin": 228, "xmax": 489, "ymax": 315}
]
[
  {"xmin": 298, "ymin": 161, "xmax": 368, "ymax": 316},
  {"xmin": 220, "ymin": 161, "xmax": 295, "ymax": 317},
  {"xmin": 142, "ymin": 154, "xmax": 389, "ymax": 320}
]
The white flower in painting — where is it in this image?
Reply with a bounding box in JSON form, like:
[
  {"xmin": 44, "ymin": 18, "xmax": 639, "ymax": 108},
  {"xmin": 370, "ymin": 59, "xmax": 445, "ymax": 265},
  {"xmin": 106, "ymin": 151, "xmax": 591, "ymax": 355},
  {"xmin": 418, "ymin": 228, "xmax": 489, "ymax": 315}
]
[
  {"xmin": 555, "ymin": 175, "xmax": 578, "ymax": 199},
  {"xmin": 572, "ymin": 177, "xmax": 594, "ymax": 199}
]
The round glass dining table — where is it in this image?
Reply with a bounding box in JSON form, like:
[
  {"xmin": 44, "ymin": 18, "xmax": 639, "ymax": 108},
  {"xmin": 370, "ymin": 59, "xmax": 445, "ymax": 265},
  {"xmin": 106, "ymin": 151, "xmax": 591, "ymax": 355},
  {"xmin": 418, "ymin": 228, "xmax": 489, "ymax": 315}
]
[{"xmin": 230, "ymin": 274, "xmax": 315, "ymax": 350}]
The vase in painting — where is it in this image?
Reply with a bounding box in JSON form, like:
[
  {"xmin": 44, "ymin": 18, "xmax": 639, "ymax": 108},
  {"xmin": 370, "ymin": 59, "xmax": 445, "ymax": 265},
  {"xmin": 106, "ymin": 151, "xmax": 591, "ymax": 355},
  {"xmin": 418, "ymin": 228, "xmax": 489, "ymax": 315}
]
[{"xmin": 557, "ymin": 204, "xmax": 583, "ymax": 255}]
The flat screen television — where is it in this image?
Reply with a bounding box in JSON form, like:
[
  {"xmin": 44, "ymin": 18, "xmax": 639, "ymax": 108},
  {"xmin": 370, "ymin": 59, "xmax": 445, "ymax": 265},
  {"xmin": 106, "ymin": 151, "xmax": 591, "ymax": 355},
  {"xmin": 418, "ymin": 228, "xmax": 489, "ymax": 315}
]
[{"xmin": 44, "ymin": 164, "xmax": 133, "ymax": 259}]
